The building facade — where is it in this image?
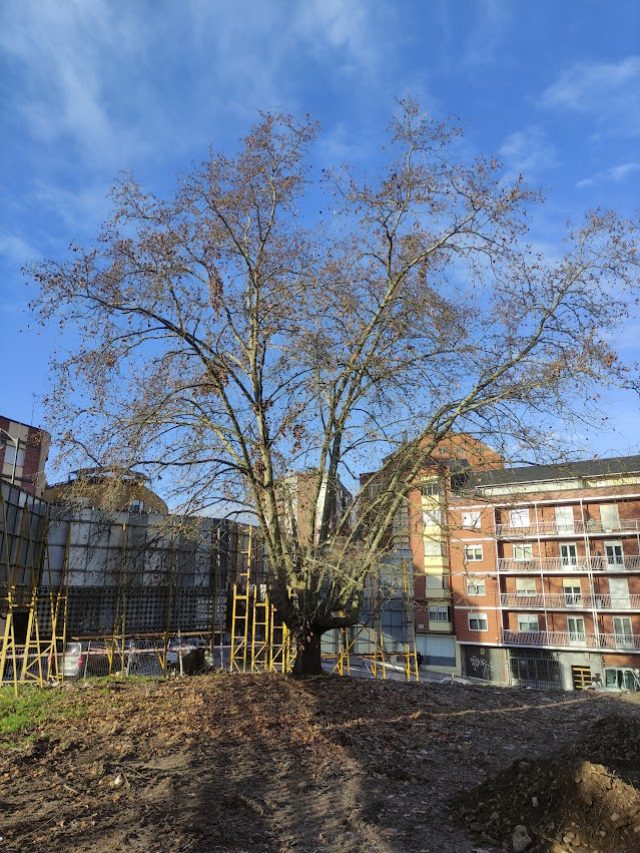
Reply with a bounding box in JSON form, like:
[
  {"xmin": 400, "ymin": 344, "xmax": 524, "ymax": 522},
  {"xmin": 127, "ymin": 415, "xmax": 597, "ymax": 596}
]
[
  {"xmin": 383, "ymin": 437, "xmax": 640, "ymax": 690},
  {"xmin": 449, "ymin": 456, "xmax": 640, "ymax": 691},
  {"xmin": 400, "ymin": 434, "xmax": 504, "ymax": 675},
  {"xmin": 0, "ymin": 415, "xmax": 51, "ymax": 497},
  {"xmin": 43, "ymin": 467, "xmax": 169, "ymax": 515}
]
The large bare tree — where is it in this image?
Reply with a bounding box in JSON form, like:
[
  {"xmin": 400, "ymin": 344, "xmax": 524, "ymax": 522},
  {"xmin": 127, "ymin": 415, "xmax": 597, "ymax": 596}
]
[{"xmin": 29, "ymin": 102, "xmax": 638, "ymax": 673}]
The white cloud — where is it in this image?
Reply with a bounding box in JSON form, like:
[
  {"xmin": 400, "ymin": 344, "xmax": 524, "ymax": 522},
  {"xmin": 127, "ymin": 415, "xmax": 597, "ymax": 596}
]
[
  {"xmin": 295, "ymin": 0, "xmax": 380, "ymax": 76},
  {"xmin": 30, "ymin": 182, "xmax": 112, "ymax": 233},
  {"xmin": 0, "ymin": 233, "xmax": 40, "ymax": 268},
  {"xmin": 499, "ymin": 126, "xmax": 557, "ymax": 178},
  {"xmin": 609, "ymin": 162, "xmax": 640, "ymax": 182},
  {"xmin": 576, "ymin": 161, "xmax": 640, "ymax": 189},
  {"xmin": 462, "ymin": 0, "xmax": 511, "ymax": 68},
  {"xmin": 541, "ymin": 56, "xmax": 640, "ymax": 138},
  {"xmin": 0, "ymin": 0, "xmax": 151, "ymax": 166},
  {"xmin": 0, "ymin": 0, "xmax": 394, "ymax": 173}
]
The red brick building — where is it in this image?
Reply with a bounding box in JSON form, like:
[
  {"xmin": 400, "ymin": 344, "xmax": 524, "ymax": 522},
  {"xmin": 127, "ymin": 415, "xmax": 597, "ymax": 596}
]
[
  {"xmin": 373, "ymin": 435, "xmax": 640, "ymax": 689},
  {"xmin": 449, "ymin": 455, "xmax": 640, "ymax": 690},
  {"xmin": 0, "ymin": 416, "xmax": 51, "ymax": 497}
]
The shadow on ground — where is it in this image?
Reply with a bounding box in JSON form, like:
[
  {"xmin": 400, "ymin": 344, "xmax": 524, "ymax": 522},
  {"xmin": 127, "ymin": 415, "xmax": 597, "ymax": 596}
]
[{"xmin": 1, "ymin": 675, "xmax": 640, "ymax": 852}]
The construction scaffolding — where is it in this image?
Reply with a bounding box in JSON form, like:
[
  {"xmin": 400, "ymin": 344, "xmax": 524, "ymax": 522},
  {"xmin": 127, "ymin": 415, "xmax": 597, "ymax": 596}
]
[
  {"xmin": 1, "ymin": 480, "xmax": 419, "ymax": 687},
  {"xmin": 323, "ymin": 553, "xmax": 420, "ymax": 682},
  {"xmin": 228, "ymin": 526, "xmax": 293, "ymax": 674}
]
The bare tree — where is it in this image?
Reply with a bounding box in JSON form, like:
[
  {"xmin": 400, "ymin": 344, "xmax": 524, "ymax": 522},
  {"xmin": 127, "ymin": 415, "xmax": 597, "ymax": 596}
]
[{"xmin": 29, "ymin": 101, "xmax": 639, "ymax": 673}]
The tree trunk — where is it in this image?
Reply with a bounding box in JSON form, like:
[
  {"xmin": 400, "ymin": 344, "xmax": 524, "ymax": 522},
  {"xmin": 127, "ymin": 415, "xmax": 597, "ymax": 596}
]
[{"xmin": 293, "ymin": 625, "xmax": 324, "ymax": 676}]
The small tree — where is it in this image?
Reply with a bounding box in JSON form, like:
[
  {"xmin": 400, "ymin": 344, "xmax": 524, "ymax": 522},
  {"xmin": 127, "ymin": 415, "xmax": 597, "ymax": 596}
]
[{"xmin": 29, "ymin": 102, "xmax": 638, "ymax": 673}]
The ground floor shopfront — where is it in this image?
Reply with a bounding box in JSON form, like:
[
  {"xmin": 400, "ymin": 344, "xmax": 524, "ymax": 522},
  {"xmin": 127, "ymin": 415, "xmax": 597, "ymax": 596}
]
[{"xmin": 457, "ymin": 643, "xmax": 640, "ymax": 691}]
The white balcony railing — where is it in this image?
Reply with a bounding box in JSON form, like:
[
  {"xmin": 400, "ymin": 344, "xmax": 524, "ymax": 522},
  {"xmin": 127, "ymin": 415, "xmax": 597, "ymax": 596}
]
[
  {"xmin": 502, "ymin": 629, "xmax": 640, "ymax": 651},
  {"xmin": 498, "ymin": 555, "xmax": 640, "ymax": 573},
  {"xmin": 500, "ymin": 592, "xmax": 640, "ymax": 610},
  {"xmin": 496, "ymin": 519, "xmax": 640, "ymax": 538}
]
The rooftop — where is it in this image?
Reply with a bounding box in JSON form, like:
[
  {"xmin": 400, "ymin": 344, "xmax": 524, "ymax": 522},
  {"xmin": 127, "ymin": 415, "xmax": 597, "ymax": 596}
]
[{"xmin": 467, "ymin": 454, "xmax": 640, "ymax": 488}]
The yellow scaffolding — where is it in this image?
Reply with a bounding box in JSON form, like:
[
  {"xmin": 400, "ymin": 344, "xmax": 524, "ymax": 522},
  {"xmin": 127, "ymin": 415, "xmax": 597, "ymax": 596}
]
[
  {"xmin": 229, "ymin": 526, "xmax": 252, "ymax": 672},
  {"xmin": 328, "ymin": 559, "xmax": 419, "ymax": 683},
  {"xmin": 0, "ymin": 490, "xmax": 71, "ymax": 693},
  {"xmin": 230, "ymin": 528, "xmax": 292, "ymax": 673}
]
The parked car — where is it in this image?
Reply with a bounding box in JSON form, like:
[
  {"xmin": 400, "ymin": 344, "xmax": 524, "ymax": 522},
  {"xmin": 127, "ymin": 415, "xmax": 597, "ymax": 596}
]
[{"xmin": 58, "ymin": 641, "xmax": 86, "ymax": 679}]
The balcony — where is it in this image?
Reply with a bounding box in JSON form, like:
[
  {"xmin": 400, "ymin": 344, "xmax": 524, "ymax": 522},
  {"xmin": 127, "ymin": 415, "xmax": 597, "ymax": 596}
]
[
  {"xmin": 496, "ymin": 519, "xmax": 640, "ymax": 539},
  {"xmin": 500, "ymin": 592, "xmax": 640, "ymax": 610},
  {"xmin": 497, "ymin": 555, "xmax": 640, "ymax": 573},
  {"xmin": 502, "ymin": 629, "xmax": 640, "ymax": 651}
]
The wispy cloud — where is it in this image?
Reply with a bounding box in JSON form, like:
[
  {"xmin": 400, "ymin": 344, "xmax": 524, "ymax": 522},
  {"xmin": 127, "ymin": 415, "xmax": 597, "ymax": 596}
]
[
  {"xmin": 0, "ymin": 0, "xmax": 394, "ymax": 172},
  {"xmin": 0, "ymin": 233, "xmax": 40, "ymax": 269},
  {"xmin": 541, "ymin": 56, "xmax": 640, "ymax": 138},
  {"xmin": 499, "ymin": 126, "xmax": 557, "ymax": 178},
  {"xmin": 296, "ymin": 0, "xmax": 382, "ymax": 77},
  {"xmin": 30, "ymin": 182, "xmax": 112, "ymax": 233},
  {"xmin": 462, "ymin": 0, "xmax": 511, "ymax": 68},
  {"xmin": 0, "ymin": 0, "xmax": 153, "ymax": 167},
  {"xmin": 576, "ymin": 161, "xmax": 640, "ymax": 189}
]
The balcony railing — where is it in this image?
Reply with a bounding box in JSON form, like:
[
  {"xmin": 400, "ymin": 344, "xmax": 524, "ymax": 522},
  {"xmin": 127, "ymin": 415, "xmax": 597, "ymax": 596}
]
[
  {"xmin": 502, "ymin": 629, "xmax": 640, "ymax": 651},
  {"xmin": 497, "ymin": 555, "xmax": 640, "ymax": 573},
  {"xmin": 496, "ymin": 519, "xmax": 640, "ymax": 538},
  {"xmin": 500, "ymin": 592, "xmax": 640, "ymax": 610}
]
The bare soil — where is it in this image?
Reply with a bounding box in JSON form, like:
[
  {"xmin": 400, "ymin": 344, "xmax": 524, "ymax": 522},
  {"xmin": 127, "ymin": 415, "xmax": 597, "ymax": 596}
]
[{"xmin": 1, "ymin": 674, "xmax": 640, "ymax": 852}]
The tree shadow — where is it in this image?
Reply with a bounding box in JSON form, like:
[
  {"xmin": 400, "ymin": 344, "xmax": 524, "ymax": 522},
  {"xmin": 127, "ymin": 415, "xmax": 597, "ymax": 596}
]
[{"xmin": 2, "ymin": 675, "xmax": 640, "ymax": 852}]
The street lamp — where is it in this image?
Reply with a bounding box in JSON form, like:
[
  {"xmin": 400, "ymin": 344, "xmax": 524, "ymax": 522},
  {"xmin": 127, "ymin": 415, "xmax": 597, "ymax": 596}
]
[{"xmin": 0, "ymin": 427, "xmax": 20, "ymax": 485}]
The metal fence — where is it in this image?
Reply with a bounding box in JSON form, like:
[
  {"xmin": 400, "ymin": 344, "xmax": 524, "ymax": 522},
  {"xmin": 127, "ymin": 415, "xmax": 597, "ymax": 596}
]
[{"xmin": 1, "ymin": 481, "xmax": 419, "ymax": 688}]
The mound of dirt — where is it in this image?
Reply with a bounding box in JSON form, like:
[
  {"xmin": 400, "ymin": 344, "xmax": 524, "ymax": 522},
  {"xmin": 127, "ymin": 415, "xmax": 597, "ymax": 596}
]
[
  {"xmin": 575, "ymin": 715, "xmax": 640, "ymax": 778},
  {"xmin": 2, "ymin": 676, "xmax": 640, "ymax": 852},
  {"xmin": 454, "ymin": 715, "xmax": 640, "ymax": 852}
]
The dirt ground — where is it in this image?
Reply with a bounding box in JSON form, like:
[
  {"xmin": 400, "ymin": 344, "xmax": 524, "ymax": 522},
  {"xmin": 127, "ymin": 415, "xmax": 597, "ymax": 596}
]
[{"xmin": 1, "ymin": 675, "xmax": 640, "ymax": 853}]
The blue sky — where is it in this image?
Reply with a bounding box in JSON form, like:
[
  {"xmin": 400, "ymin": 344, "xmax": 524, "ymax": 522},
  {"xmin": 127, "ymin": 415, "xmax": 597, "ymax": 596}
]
[{"xmin": 1, "ymin": 0, "xmax": 639, "ymax": 463}]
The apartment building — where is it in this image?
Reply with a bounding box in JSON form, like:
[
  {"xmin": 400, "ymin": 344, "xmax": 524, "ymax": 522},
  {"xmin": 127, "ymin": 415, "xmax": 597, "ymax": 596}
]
[
  {"xmin": 449, "ymin": 454, "xmax": 640, "ymax": 691},
  {"xmin": 0, "ymin": 415, "xmax": 51, "ymax": 497},
  {"xmin": 386, "ymin": 436, "xmax": 640, "ymax": 690},
  {"xmin": 400, "ymin": 434, "xmax": 504, "ymax": 674}
]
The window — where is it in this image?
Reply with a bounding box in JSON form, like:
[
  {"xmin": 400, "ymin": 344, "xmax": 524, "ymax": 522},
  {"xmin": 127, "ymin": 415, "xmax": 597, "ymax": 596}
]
[
  {"xmin": 517, "ymin": 614, "xmax": 539, "ymax": 632},
  {"xmin": 423, "ymin": 509, "xmax": 444, "ymax": 526},
  {"xmin": 601, "ymin": 504, "xmax": 621, "ymax": 531},
  {"xmin": 515, "ymin": 578, "xmax": 536, "ymax": 597},
  {"xmin": 420, "ymin": 635, "xmax": 456, "ymax": 667},
  {"xmin": 609, "ymin": 578, "xmax": 630, "ymax": 608},
  {"xmin": 425, "ymin": 573, "xmax": 445, "ymax": 590},
  {"xmin": 555, "ymin": 505, "xmax": 575, "ymax": 534},
  {"xmin": 560, "ymin": 543, "xmax": 578, "ymax": 568},
  {"xmin": 468, "ymin": 612, "xmax": 488, "ymax": 631},
  {"xmin": 462, "ymin": 511, "xmax": 481, "ymax": 530},
  {"xmin": 464, "ymin": 544, "xmax": 483, "ymax": 562},
  {"xmin": 428, "ymin": 605, "xmax": 450, "ymax": 623},
  {"xmin": 613, "ymin": 616, "xmax": 633, "ymax": 646},
  {"xmin": 129, "ymin": 499, "xmax": 144, "ymax": 514},
  {"xmin": 513, "ymin": 543, "xmax": 534, "ymax": 561},
  {"xmin": 424, "ymin": 539, "xmax": 445, "ymax": 557},
  {"xmin": 509, "ymin": 508, "xmax": 530, "ymax": 527},
  {"xmin": 421, "ymin": 481, "xmax": 442, "ymax": 497},
  {"xmin": 567, "ymin": 616, "xmax": 586, "ymax": 644},
  {"xmin": 563, "ymin": 580, "xmax": 582, "ymax": 606},
  {"xmin": 605, "ymin": 541, "xmax": 624, "ymax": 569},
  {"xmin": 3, "ymin": 443, "xmax": 25, "ymax": 467},
  {"xmin": 605, "ymin": 668, "xmax": 640, "ymax": 690},
  {"xmin": 466, "ymin": 576, "xmax": 486, "ymax": 596}
]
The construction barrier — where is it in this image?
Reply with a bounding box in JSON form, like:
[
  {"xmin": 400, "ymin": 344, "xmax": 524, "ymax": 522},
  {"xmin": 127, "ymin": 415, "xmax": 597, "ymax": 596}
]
[{"xmin": 1, "ymin": 481, "xmax": 419, "ymax": 691}]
